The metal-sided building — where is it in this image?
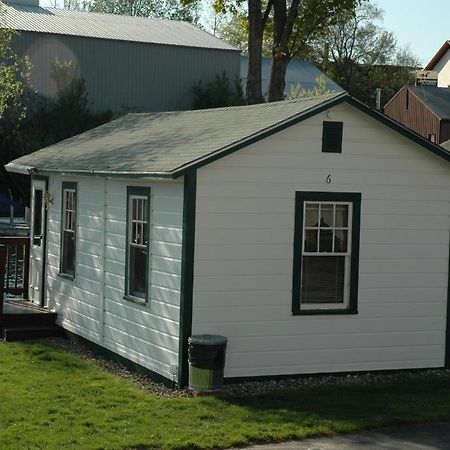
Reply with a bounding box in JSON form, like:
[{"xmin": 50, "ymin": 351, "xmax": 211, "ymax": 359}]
[
  {"xmin": 6, "ymin": 92, "xmax": 450, "ymax": 387},
  {"xmin": 1, "ymin": 0, "xmax": 240, "ymax": 113}
]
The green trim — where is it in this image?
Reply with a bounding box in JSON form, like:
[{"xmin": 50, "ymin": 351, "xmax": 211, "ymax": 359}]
[
  {"xmin": 31, "ymin": 175, "xmax": 49, "ymax": 307},
  {"xmin": 292, "ymin": 191, "xmax": 361, "ymax": 316},
  {"xmin": 346, "ymin": 97, "xmax": 450, "ymax": 162},
  {"xmin": 125, "ymin": 186, "xmax": 151, "ymax": 304},
  {"xmin": 445, "ymin": 242, "xmax": 450, "ymax": 368},
  {"xmin": 177, "ymin": 170, "xmax": 197, "ymax": 388},
  {"xmin": 59, "ymin": 181, "xmax": 78, "ymax": 278},
  {"xmin": 322, "ymin": 121, "xmax": 343, "ymax": 153},
  {"xmin": 63, "ymin": 330, "xmax": 175, "ymax": 388}
]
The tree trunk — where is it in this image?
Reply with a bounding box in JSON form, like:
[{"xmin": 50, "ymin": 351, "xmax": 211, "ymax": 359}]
[
  {"xmin": 246, "ymin": 0, "xmax": 264, "ymax": 104},
  {"xmin": 268, "ymin": 55, "xmax": 290, "ymax": 101}
]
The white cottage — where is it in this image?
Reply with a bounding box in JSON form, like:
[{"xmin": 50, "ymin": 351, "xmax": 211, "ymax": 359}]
[{"xmin": 5, "ymin": 92, "xmax": 450, "ymax": 387}]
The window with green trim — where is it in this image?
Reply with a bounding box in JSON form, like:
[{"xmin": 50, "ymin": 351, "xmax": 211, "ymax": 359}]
[
  {"xmin": 322, "ymin": 121, "xmax": 343, "ymax": 153},
  {"xmin": 60, "ymin": 182, "xmax": 77, "ymax": 278},
  {"xmin": 125, "ymin": 187, "xmax": 151, "ymax": 302},
  {"xmin": 292, "ymin": 192, "xmax": 361, "ymax": 315}
]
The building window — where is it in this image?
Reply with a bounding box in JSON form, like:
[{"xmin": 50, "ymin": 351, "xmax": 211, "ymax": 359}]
[
  {"xmin": 125, "ymin": 186, "xmax": 151, "ymax": 302},
  {"xmin": 428, "ymin": 133, "xmax": 436, "ymax": 143},
  {"xmin": 60, "ymin": 182, "xmax": 77, "ymax": 278},
  {"xmin": 32, "ymin": 188, "xmax": 43, "ymax": 246},
  {"xmin": 292, "ymin": 192, "xmax": 361, "ymax": 315},
  {"xmin": 322, "ymin": 121, "xmax": 343, "ymax": 153}
]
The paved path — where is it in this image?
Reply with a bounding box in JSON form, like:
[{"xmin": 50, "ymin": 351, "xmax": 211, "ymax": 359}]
[{"xmin": 232, "ymin": 423, "xmax": 450, "ymax": 450}]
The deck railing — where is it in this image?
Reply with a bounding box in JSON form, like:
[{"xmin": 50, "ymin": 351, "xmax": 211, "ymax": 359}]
[{"xmin": 0, "ymin": 236, "xmax": 30, "ymax": 303}]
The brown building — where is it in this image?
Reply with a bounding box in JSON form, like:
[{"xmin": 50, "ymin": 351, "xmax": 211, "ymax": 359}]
[{"xmin": 384, "ymin": 86, "xmax": 450, "ymax": 144}]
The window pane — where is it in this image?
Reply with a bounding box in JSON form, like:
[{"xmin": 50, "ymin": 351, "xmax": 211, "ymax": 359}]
[
  {"xmin": 335, "ymin": 205, "xmax": 348, "ymax": 227},
  {"xmin": 335, "ymin": 230, "xmax": 348, "ymax": 252},
  {"xmin": 305, "ymin": 203, "xmax": 319, "ymax": 227},
  {"xmin": 130, "ymin": 246, "xmax": 146, "ymax": 298},
  {"xmin": 304, "ymin": 230, "xmax": 318, "ymax": 252},
  {"xmin": 33, "ymin": 189, "xmax": 43, "ymax": 246},
  {"xmin": 132, "ymin": 198, "xmax": 137, "ymax": 220},
  {"xmin": 320, "ymin": 204, "xmax": 334, "ymax": 227},
  {"xmin": 319, "ymin": 229, "xmax": 333, "ymax": 252},
  {"xmin": 301, "ymin": 256, "xmax": 345, "ymax": 303},
  {"xmin": 63, "ymin": 230, "xmax": 75, "ymax": 276}
]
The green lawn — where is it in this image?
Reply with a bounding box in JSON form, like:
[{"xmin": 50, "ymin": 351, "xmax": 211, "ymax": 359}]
[{"xmin": 1, "ymin": 341, "xmax": 450, "ymax": 450}]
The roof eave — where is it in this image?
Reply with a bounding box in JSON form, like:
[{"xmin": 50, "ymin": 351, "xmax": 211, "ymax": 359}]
[
  {"xmin": 5, "ymin": 163, "xmax": 177, "ymax": 180},
  {"xmin": 425, "ymin": 40, "xmax": 450, "ymax": 70},
  {"xmin": 4, "ymin": 162, "xmax": 34, "ymax": 175}
]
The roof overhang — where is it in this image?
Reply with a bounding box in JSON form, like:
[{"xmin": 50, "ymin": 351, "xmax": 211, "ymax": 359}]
[
  {"xmin": 425, "ymin": 40, "xmax": 450, "ymax": 70},
  {"xmin": 4, "ymin": 162, "xmax": 34, "ymax": 175}
]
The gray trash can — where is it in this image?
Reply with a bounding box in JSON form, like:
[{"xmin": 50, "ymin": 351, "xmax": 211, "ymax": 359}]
[{"xmin": 188, "ymin": 334, "xmax": 227, "ymax": 392}]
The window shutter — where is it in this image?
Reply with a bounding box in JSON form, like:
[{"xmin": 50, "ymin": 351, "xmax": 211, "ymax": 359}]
[{"xmin": 322, "ymin": 121, "xmax": 343, "ymax": 153}]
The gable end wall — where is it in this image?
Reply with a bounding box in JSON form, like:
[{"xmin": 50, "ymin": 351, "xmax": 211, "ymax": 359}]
[{"xmin": 191, "ymin": 102, "xmax": 450, "ymax": 379}]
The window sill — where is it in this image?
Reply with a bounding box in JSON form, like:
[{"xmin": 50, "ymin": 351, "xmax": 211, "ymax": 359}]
[
  {"xmin": 58, "ymin": 273, "xmax": 75, "ymax": 281},
  {"xmin": 123, "ymin": 295, "xmax": 147, "ymax": 306},
  {"xmin": 293, "ymin": 308, "xmax": 357, "ymax": 316}
]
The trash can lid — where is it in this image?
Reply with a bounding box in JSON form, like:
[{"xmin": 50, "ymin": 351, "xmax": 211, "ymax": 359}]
[{"xmin": 189, "ymin": 334, "xmax": 228, "ymax": 346}]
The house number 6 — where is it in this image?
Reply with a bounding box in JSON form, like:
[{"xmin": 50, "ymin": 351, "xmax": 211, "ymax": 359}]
[{"xmin": 326, "ymin": 174, "xmax": 332, "ymax": 184}]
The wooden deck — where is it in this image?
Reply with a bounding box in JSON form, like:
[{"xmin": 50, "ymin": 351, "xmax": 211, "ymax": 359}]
[{"xmin": 0, "ymin": 299, "xmax": 62, "ymax": 341}]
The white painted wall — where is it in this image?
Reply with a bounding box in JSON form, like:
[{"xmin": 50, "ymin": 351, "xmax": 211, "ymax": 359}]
[
  {"xmin": 192, "ymin": 102, "xmax": 450, "ymax": 378},
  {"xmin": 44, "ymin": 176, "xmax": 183, "ymax": 381},
  {"xmin": 435, "ymin": 48, "xmax": 450, "ymax": 88}
]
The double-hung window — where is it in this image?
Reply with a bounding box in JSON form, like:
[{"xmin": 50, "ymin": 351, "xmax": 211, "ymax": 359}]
[
  {"xmin": 125, "ymin": 187, "xmax": 151, "ymax": 303},
  {"xmin": 60, "ymin": 182, "xmax": 77, "ymax": 278},
  {"xmin": 292, "ymin": 192, "xmax": 361, "ymax": 315}
]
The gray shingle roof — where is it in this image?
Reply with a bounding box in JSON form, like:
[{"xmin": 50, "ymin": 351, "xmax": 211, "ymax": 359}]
[
  {"xmin": 409, "ymin": 86, "xmax": 450, "ymax": 120},
  {"xmin": 1, "ymin": 2, "xmax": 237, "ymax": 51},
  {"xmin": 8, "ymin": 92, "xmax": 346, "ymax": 177}
]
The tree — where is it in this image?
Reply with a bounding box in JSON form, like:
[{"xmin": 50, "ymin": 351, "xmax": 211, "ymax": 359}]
[
  {"xmin": 185, "ymin": 0, "xmax": 359, "ymax": 104},
  {"xmin": 0, "ymin": 5, "xmax": 29, "ymax": 120},
  {"xmin": 318, "ymin": 3, "xmax": 420, "ymax": 106},
  {"xmin": 64, "ymin": 0, "xmax": 200, "ymax": 22}
]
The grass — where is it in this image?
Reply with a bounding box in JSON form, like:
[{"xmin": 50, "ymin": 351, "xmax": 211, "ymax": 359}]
[{"xmin": 0, "ymin": 341, "xmax": 450, "ymax": 450}]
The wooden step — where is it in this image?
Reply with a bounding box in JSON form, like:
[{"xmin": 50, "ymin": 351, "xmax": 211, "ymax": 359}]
[{"xmin": 2, "ymin": 325, "xmax": 64, "ymax": 341}]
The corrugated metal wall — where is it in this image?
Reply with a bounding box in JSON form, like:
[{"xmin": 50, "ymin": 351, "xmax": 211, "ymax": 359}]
[
  {"xmin": 13, "ymin": 31, "xmax": 240, "ymax": 113},
  {"xmin": 384, "ymin": 87, "xmax": 442, "ymax": 143}
]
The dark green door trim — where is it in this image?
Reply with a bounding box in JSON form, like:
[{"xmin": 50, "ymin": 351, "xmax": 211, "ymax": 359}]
[
  {"xmin": 445, "ymin": 242, "xmax": 450, "ymax": 368},
  {"xmin": 177, "ymin": 170, "xmax": 197, "ymax": 387}
]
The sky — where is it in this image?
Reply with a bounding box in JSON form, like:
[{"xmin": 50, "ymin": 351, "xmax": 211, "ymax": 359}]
[{"xmin": 40, "ymin": 0, "xmax": 448, "ymax": 67}]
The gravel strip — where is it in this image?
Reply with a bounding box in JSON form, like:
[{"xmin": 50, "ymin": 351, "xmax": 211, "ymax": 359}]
[{"xmin": 31, "ymin": 337, "xmax": 450, "ymax": 398}]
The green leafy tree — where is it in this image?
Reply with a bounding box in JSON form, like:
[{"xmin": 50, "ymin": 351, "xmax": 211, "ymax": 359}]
[
  {"xmin": 0, "ymin": 6, "xmax": 30, "ymax": 121},
  {"xmin": 184, "ymin": 0, "xmax": 360, "ymax": 104},
  {"xmin": 286, "ymin": 75, "xmax": 334, "ymax": 99},
  {"xmin": 317, "ymin": 3, "xmax": 420, "ymax": 106},
  {"xmin": 192, "ymin": 72, "xmax": 244, "ymax": 109},
  {"xmin": 64, "ymin": 0, "xmax": 200, "ymax": 22}
]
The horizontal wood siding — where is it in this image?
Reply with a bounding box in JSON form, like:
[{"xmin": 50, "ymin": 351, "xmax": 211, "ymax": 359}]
[
  {"xmin": 45, "ymin": 176, "xmax": 183, "ymax": 380},
  {"xmin": 384, "ymin": 87, "xmax": 442, "ymax": 142},
  {"xmin": 13, "ymin": 32, "xmax": 240, "ymax": 113},
  {"xmin": 192, "ymin": 102, "xmax": 450, "ymax": 378}
]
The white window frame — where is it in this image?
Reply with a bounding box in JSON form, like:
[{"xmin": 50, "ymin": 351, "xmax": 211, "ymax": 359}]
[{"xmin": 301, "ymin": 201, "xmax": 353, "ymax": 311}]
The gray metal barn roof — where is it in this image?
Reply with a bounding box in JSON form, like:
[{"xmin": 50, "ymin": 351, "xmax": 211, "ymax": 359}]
[
  {"xmin": 1, "ymin": 2, "xmax": 237, "ymax": 51},
  {"xmin": 7, "ymin": 91, "xmax": 450, "ymax": 178},
  {"xmin": 240, "ymin": 56, "xmax": 343, "ymax": 96}
]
